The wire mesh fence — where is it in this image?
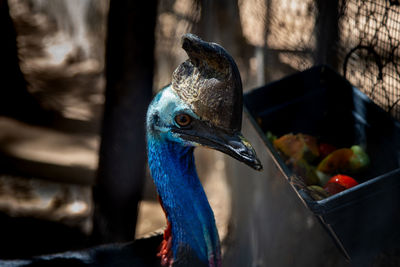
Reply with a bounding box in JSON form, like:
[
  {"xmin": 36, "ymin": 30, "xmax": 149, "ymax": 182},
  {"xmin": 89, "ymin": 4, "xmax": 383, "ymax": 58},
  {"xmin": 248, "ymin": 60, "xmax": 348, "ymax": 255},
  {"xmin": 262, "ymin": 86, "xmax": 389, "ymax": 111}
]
[
  {"xmin": 338, "ymin": 0, "xmax": 400, "ymax": 119},
  {"xmin": 261, "ymin": 0, "xmax": 400, "ymax": 120}
]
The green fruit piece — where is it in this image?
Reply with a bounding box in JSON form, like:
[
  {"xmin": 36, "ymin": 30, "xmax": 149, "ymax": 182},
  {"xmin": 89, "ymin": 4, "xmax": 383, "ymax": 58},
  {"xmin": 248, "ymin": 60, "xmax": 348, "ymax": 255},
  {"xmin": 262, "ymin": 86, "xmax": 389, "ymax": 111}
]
[
  {"xmin": 274, "ymin": 133, "xmax": 319, "ymax": 162},
  {"xmin": 307, "ymin": 185, "xmax": 330, "ymax": 200},
  {"xmin": 349, "ymin": 145, "xmax": 370, "ymax": 172}
]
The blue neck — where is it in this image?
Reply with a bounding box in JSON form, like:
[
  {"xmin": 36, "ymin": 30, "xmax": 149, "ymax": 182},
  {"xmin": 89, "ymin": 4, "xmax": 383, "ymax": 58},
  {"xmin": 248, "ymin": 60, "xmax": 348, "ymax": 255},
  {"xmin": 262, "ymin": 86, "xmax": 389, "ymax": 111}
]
[{"xmin": 147, "ymin": 135, "xmax": 221, "ymax": 266}]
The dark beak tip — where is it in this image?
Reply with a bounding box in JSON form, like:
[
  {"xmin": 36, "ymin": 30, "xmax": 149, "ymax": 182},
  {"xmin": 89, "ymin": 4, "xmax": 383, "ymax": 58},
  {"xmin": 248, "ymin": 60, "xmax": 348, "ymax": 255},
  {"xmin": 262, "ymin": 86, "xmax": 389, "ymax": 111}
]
[
  {"xmin": 252, "ymin": 159, "xmax": 263, "ymax": 171},
  {"xmin": 255, "ymin": 164, "xmax": 263, "ymax": 171}
]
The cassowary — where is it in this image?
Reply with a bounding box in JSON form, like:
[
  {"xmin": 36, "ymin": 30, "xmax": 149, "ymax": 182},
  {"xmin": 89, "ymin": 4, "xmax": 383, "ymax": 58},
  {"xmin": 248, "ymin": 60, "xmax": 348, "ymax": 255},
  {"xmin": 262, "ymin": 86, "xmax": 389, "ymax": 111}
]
[{"xmin": 0, "ymin": 33, "xmax": 262, "ymax": 267}]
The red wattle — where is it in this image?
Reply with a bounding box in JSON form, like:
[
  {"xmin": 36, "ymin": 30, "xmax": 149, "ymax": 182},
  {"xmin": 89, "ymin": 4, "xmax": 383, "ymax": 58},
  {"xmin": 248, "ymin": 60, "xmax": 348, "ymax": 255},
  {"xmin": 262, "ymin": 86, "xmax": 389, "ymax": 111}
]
[{"xmin": 157, "ymin": 196, "xmax": 174, "ymax": 267}]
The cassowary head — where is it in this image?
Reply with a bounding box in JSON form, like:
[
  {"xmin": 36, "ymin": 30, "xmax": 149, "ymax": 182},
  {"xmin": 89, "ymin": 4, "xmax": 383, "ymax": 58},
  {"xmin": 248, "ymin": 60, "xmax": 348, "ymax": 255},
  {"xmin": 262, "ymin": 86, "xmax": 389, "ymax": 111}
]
[{"xmin": 147, "ymin": 33, "xmax": 262, "ymax": 170}]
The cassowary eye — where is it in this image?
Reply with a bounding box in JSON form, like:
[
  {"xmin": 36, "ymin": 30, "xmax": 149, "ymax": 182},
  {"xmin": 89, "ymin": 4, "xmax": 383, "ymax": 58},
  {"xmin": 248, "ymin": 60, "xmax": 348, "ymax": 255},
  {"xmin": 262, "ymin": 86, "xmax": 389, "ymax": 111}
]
[{"xmin": 175, "ymin": 114, "xmax": 192, "ymax": 127}]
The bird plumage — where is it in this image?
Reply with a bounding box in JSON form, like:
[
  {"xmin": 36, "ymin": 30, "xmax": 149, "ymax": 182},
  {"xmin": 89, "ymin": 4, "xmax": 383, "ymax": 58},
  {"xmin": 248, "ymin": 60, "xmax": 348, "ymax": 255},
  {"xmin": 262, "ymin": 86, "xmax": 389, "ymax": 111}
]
[
  {"xmin": 146, "ymin": 86, "xmax": 221, "ymax": 266},
  {"xmin": 0, "ymin": 33, "xmax": 261, "ymax": 267}
]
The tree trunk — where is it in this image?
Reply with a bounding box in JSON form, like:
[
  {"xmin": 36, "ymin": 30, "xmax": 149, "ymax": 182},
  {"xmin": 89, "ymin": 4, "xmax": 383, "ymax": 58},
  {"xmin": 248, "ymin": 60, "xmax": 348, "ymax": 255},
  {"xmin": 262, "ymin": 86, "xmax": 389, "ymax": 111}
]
[
  {"xmin": 93, "ymin": 0, "xmax": 158, "ymax": 243},
  {"xmin": 315, "ymin": 0, "xmax": 340, "ymax": 69}
]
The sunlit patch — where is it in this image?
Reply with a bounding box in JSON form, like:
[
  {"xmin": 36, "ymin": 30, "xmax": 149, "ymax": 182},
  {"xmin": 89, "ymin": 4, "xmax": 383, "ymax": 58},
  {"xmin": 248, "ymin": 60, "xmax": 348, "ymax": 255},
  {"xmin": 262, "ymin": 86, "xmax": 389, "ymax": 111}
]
[
  {"xmin": 44, "ymin": 34, "xmax": 75, "ymax": 65},
  {"xmin": 67, "ymin": 201, "xmax": 88, "ymax": 215},
  {"xmin": 215, "ymin": 159, "xmax": 225, "ymax": 171}
]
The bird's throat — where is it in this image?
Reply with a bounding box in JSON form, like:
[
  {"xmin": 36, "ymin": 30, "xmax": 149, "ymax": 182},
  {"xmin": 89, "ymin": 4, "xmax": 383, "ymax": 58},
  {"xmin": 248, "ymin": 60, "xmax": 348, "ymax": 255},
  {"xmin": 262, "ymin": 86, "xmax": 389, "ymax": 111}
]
[
  {"xmin": 157, "ymin": 196, "xmax": 173, "ymax": 266},
  {"xmin": 147, "ymin": 137, "xmax": 221, "ymax": 267}
]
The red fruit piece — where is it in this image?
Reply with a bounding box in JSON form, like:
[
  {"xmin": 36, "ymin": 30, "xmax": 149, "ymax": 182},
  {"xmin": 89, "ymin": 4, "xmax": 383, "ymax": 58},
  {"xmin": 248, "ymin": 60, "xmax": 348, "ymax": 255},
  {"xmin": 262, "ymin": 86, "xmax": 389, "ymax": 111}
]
[
  {"xmin": 324, "ymin": 182, "xmax": 347, "ymax": 195},
  {"xmin": 323, "ymin": 174, "xmax": 358, "ymax": 196}
]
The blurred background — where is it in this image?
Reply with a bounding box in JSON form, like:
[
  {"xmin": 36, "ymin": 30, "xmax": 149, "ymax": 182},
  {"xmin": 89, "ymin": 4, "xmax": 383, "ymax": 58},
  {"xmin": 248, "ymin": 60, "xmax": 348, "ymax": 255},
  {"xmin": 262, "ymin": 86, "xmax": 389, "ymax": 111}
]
[{"xmin": 0, "ymin": 0, "xmax": 399, "ymax": 266}]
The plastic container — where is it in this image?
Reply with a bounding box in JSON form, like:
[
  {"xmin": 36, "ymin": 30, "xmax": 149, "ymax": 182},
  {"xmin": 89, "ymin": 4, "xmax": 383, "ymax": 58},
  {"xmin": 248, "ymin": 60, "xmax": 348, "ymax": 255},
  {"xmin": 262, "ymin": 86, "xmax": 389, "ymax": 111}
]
[{"xmin": 244, "ymin": 65, "xmax": 400, "ymax": 262}]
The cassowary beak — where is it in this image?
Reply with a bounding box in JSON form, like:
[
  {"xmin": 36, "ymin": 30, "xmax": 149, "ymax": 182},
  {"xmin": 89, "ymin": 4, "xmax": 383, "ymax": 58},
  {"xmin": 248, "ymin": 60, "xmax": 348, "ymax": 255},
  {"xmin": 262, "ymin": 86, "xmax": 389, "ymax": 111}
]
[
  {"xmin": 172, "ymin": 121, "xmax": 263, "ymax": 171},
  {"xmin": 204, "ymin": 131, "xmax": 263, "ymax": 171}
]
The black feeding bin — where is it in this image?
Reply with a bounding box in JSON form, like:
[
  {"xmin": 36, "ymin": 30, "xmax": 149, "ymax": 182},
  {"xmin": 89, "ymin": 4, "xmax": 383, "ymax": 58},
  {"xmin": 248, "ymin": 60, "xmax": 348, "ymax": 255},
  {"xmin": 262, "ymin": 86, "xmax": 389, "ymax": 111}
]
[{"xmin": 244, "ymin": 65, "xmax": 400, "ymax": 262}]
